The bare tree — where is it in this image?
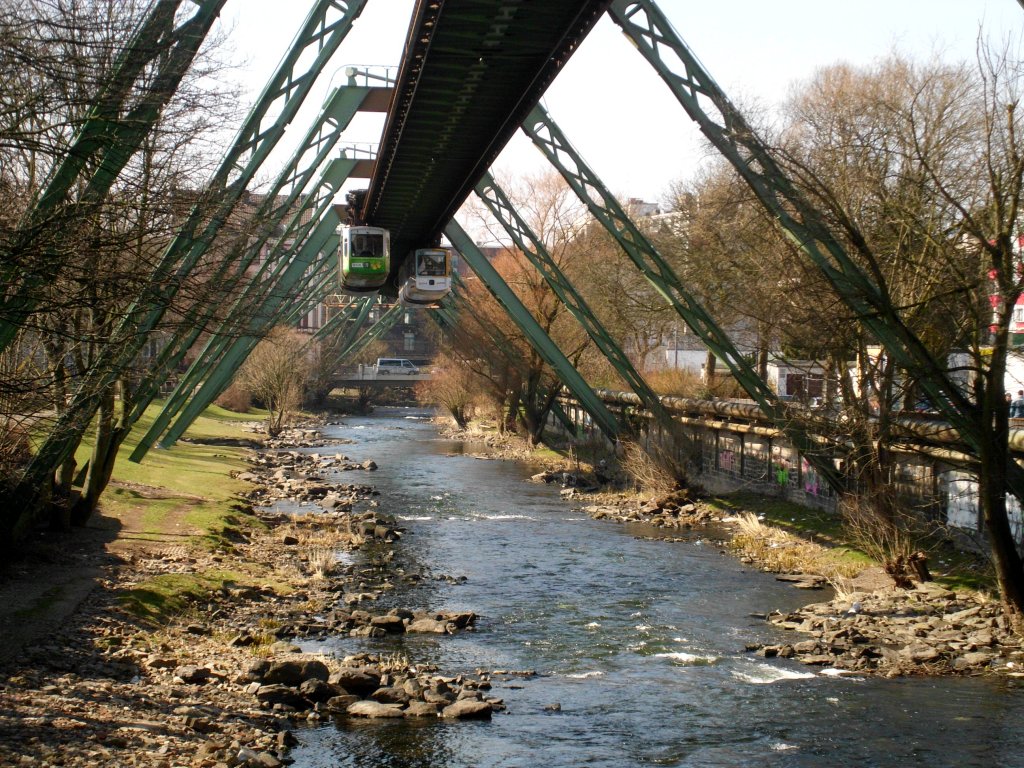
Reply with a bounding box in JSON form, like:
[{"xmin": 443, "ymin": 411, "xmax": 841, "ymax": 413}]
[{"xmin": 236, "ymin": 327, "xmax": 312, "ymax": 437}]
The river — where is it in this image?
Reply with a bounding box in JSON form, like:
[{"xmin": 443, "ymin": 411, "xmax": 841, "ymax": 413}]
[{"xmin": 286, "ymin": 408, "xmax": 1024, "ymax": 768}]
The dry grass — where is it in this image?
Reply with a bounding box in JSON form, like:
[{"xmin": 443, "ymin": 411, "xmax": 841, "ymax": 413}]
[
  {"xmin": 618, "ymin": 437, "xmax": 695, "ymax": 496},
  {"xmin": 279, "ymin": 520, "xmax": 364, "ymax": 580},
  {"xmin": 730, "ymin": 512, "xmax": 863, "ymax": 580},
  {"xmin": 644, "ymin": 368, "xmax": 748, "ymax": 399},
  {"xmin": 307, "ymin": 548, "xmax": 337, "ymax": 580}
]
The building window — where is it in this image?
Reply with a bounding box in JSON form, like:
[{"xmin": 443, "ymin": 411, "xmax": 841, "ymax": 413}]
[{"xmin": 404, "ymin": 332, "xmax": 415, "ymax": 351}]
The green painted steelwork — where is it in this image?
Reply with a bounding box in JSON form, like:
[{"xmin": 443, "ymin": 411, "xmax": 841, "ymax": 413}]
[
  {"xmin": 125, "ymin": 89, "xmax": 382, "ymax": 431},
  {"xmin": 364, "ymin": 0, "xmax": 611, "ymax": 293},
  {"xmin": 128, "ymin": 152, "xmax": 361, "ymax": 461},
  {"xmin": 475, "ymin": 171, "xmax": 675, "ymax": 436},
  {"xmin": 155, "ymin": 224, "xmax": 343, "ymax": 451},
  {"xmin": 313, "ymin": 296, "xmax": 371, "ymax": 343},
  {"xmin": 445, "ymin": 220, "xmax": 620, "ymax": 441},
  {"xmin": 606, "ymin": 0, "xmax": 1022, "ymax": 496},
  {"xmin": 522, "ymin": 103, "xmax": 844, "ymax": 493},
  {"xmin": 337, "ymin": 303, "xmax": 404, "ymax": 363},
  {"xmin": 318, "ymin": 296, "xmax": 375, "ymax": 350},
  {"xmin": 432, "ymin": 288, "xmax": 577, "ymax": 436},
  {"xmin": 0, "ymin": 0, "xmax": 227, "ymax": 350},
  {"xmin": 16, "ymin": 0, "xmax": 370, "ymax": 497}
]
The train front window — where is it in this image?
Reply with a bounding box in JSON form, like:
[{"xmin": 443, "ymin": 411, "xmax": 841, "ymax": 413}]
[
  {"xmin": 418, "ymin": 251, "xmax": 446, "ymax": 276},
  {"xmin": 353, "ymin": 232, "xmax": 384, "ymax": 257}
]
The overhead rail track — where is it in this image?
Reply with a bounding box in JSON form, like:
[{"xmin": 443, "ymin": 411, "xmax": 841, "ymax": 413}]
[{"xmin": 363, "ymin": 0, "xmax": 612, "ymax": 293}]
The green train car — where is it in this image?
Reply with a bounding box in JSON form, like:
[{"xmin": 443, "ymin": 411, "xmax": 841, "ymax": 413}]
[{"xmin": 340, "ymin": 224, "xmax": 390, "ymax": 293}]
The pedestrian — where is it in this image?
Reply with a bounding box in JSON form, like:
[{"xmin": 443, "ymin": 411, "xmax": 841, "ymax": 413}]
[{"xmin": 1012, "ymin": 390, "xmax": 1024, "ymax": 418}]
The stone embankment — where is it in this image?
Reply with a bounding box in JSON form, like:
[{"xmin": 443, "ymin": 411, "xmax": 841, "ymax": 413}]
[{"xmin": 0, "ymin": 423, "xmax": 503, "ymax": 768}]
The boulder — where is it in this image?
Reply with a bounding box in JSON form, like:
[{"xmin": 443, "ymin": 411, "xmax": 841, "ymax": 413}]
[
  {"xmin": 370, "ymin": 686, "xmax": 411, "ymax": 705},
  {"xmin": 407, "ymin": 618, "xmax": 449, "ymax": 634},
  {"xmin": 174, "ymin": 665, "xmax": 211, "ymax": 685},
  {"xmin": 254, "ymin": 684, "xmax": 310, "ymax": 710},
  {"xmin": 330, "ymin": 668, "xmax": 381, "ymax": 697},
  {"xmin": 347, "ymin": 701, "xmax": 405, "ymax": 719},
  {"xmin": 263, "ymin": 659, "xmax": 329, "ymax": 686},
  {"xmin": 298, "ymin": 678, "xmax": 337, "ymax": 703},
  {"xmin": 324, "ymin": 694, "xmax": 360, "ymax": 712},
  {"xmin": 442, "ymin": 700, "xmax": 493, "ymax": 720},
  {"xmin": 370, "ymin": 615, "xmax": 406, "ymax": 634},
  {"xmin": 404, "ymin": 701, "xmax": 441, "ymax": 718}
]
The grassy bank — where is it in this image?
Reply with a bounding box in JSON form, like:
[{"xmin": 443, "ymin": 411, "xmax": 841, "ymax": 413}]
[{"xmin": 79, "ymin": 402, "xmax": 275, "ymax": 624}]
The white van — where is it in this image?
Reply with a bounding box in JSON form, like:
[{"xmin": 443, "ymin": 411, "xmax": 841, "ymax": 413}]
[{"xmin": 375, "ymin": 358, "xmax": 419, "ymax": 376}]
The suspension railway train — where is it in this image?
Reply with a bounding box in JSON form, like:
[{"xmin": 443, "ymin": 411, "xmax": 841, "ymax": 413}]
[{"xmin": 339, "ymin": 224, "xmax": 451, "ymax": 306}]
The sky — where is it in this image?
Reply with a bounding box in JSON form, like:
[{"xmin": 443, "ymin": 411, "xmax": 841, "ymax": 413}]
[{"xmin": 220, "ymin": 0, "xmax": 1024, "ymax": 210}]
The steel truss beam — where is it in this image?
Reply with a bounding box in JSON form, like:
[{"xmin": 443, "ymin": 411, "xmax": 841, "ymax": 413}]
[
  {"xmin": 313, "ymin": 295, "xmax": 373, "ymax": 343},
  {"xmin": 140, "ymin": 202, "xmax": 345, "ymax": 456},
  {"xmin": 127, "ymin": 88, "xmax": 383, "ymax": 433},
  {"xmin": 338, "ymin": 303, "xmax": 404, "ymax": 362},
  {"xmin": 522, "ymin": 102, "xmax": 844, "ymax": 492},
  {"xmin": 315, "ymin": 296, "xmax": 376, "ymax": 361},
  {"xmin": 436, "ymin": 287, "xmax": 577, "ymax": 435},
  {"xmin": 0, "ymin": 0, "xmax": 228, "ymax": 350},
  {"xmin": 155, "ymin": 218, "xmax": 343, "ymax": 451},
  {"xmin": 606, "ymin": 0, "xmax": 1024, "ymax": 498},
  {"xmin": 130, "ymin": 149, "xmax": 365, "ymax": 460},
  {"xmin": 444, "ymin": 220, "xmax": 620, "ymax": 441},
  {"xmin": 17, "ymin": 1, "xmax": 369, "ymax": 496},
  {"xmin": 474, "ymin": 171, "xmax": 676, "ymax": 436}
]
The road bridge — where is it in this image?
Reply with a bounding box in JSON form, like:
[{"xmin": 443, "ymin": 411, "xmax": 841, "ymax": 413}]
[{"xmin": 331, "ymin": 367, "xmax": 433, "ymax": 390}]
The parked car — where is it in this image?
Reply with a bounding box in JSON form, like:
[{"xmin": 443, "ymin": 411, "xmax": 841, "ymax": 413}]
[{"xmin": 375, "ymin": 358, "xmax": 419, "ymax": 375}]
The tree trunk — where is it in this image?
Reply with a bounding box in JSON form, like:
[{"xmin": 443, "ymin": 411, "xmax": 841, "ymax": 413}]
[
  {"xmin": 704, "ymin": 347, "xmax": 717, "ymax": 384},
  {"xmin": 71, "ymin": 384, "xmax": 118, "ymax": 525}
]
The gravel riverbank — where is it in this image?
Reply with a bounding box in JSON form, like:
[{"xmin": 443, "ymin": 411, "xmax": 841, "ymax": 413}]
[{"xmin": 0, "ymin": 422, "xmax": 504, "ymax": 768}]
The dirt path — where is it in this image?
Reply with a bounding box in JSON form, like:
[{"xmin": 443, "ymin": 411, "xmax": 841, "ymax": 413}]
[{"xmin": 0, "ymin": 481, "xmax": 202, "ymax": 666}]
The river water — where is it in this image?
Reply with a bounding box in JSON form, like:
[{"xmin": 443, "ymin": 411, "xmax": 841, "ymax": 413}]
[{"xmin": 287, "ymin": 409, "xmax": 1024, "ymax": 768}]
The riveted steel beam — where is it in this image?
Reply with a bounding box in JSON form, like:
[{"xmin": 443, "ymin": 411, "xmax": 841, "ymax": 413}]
[
  {"xmin": 445, "ymin": 220, "xmax": 619, "ymax": 442},
  {"xmin": 130, "ymin": 154, "xmax": 358, "ymax": 461},
  {"xmin": 607, "ymin": 0, "xmax": 1022, "ymax": 496},
  {"xmin": 126, "ymin": 91, "xmax": 381, "ymax": 430},
  {"xmin": 17, "ymin": 1, "xmax": 370, "ymax": 495},
  {"xmin": 155, "ymin": 222, "xmax": 342, "ymax": 451},
  {"xmin": 522, "ymin": 102, "xmax": 844, "ymax": 493},
  {"xmin": 475, "ymin": 171, "xmax": 674, "ymax": 435},
  {"xmin": 0, "ymin": 0, "xmax": 228, "ymax": 350}
]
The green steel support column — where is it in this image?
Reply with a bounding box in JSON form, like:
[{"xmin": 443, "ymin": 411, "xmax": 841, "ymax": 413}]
[
  {"xmin": 18, "ymin": 0, "xmax": 370, "ymax": 496},
  {"xmin": 127, "ymin": 88, "xmax": 385, "ymax": 419},
  {"xmin": 336, "ymin": 303, "xmax": 405, "ymax": 362},
  {"xmin": 311, "ymin": 295, "xmax": 373, "ymax": 345},
  {"xmin": 0, "ymin": 0, "xmax": 227, "ymax": 350},
  {"xmin": 137, "ymin": 218, "xmax": 342, "ymax": 456},
  {"xmin": 129, "ymin": 153, "xmax": 359, "ymax": 447},
  {"xmin": 153, "ymin": 252, "xmax": 343, "ymax": 454},
  {"xmin": 606, "ymin": 1, "xmax": 992, "ymax": 472},
  {"xmin": 445, "ymin": 220, "xmax": 620, "ymax": 442},
  {"xmin": 431, "ymin": 297, "xmax": 577, "ymax": 435},
  {"xmin": 129, "ymin": 155, "xmax": 355, "ymax": 458},
  {"xmin": 522, "ymin": 103, "xmax": 844, "ymax": 492},
  {"xmin": 318, "ymin": 296, "xmax": 375, "ymax": 351},
  {"xmin": 612, "ymin": 0, "xmax": 1024, "ymax": 503},
  {"xmin": 475, "ymin": 171, "xmax": 674, "ymax": 433}
]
